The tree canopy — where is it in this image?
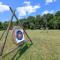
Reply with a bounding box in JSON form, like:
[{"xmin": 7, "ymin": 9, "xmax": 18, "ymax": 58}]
[{"xmin": 0, "ymin": 11, "xmax": 60, "ymax": 30}]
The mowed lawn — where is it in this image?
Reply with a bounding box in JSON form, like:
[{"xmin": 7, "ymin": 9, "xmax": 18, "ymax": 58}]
[{"xmin": 0, "ymin": 30, "xmax": 60, "ymax": 60}]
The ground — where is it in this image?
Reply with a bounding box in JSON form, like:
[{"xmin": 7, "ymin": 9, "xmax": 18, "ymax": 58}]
[{"xmin": 0, "ymin": 30, "xmax": 60, "ymax": 60}]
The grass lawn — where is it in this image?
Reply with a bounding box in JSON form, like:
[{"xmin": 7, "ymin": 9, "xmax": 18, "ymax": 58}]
[{"xmin": 0, "ymin": 30, "xmax": 60, "ymax": 60}]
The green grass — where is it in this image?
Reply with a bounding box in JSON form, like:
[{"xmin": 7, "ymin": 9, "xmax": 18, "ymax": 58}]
[{"xmin": 0, "ymin": 30, "xmax": 60, "ymax": 60}]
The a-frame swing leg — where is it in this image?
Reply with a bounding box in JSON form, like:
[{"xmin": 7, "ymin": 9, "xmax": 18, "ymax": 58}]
[
  {"xmin": 9, "ymin": 7, "xmax": 33, "ymax": 44},
  {"xmin": 1, "ymin": 7, "xmax": 33, "ymax": 58},
  {"xmin": 0, "ymin": 15, "xmax": 14, "ymax": 58}
]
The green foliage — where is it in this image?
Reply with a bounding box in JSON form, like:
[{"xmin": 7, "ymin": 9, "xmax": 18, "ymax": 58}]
[
  {"xmin": 0, "ymin": 22, "xmax": 3, "ymax": 30},
  {"xmin": 0, "ymin": 11, "xmax": 60, "ymax": 30}
]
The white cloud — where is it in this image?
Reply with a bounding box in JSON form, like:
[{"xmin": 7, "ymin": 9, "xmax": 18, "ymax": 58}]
[
  {"xmin": 24, "ymin": 1, "xmax": 30, "ymax": 5},
  {"xmin": 16, "ymin": 1, "xmax": 40, "ymax": 18},
  {"xmin": 42, "ymin": 10, "xmax": 54, "ymax": 15},
  {"xmin": 0, "ymin": 2, "xmax": 9, "ymax": 13},
  {"xmin": 46, "ymin": 0, "xmax": 56, "ymax": 4}
]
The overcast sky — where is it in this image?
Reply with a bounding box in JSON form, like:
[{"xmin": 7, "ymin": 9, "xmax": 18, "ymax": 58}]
[{"xmin": 0, "ymin": 0, "xmax": 60, "ymax": 22}]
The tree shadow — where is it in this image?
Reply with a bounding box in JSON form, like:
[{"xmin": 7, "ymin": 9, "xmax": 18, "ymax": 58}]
[{"xmin": 11, "ymin": 43, "xmax": 33, "ymax": 60}]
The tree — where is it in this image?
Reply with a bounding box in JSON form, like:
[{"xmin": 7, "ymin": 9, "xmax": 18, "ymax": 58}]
[
  {"xmin": 55, "ymin": 11, "xmax": 60, "ymax": 17},
  {"xmin": 35, "ymin": 15, "xmax": 43, "ymax": 29},
  {"xmin": 42, "ymin": 13, "xmax": 54, "ymax": 29},
  {"xmin": 27, "ymin": 16, "xmax": 35, "ymax": 29},
  {"xmin": 3, "ymin": 21, "xmax": 8, "ymax": 30},
  {"xmin": 0, "ymin": 22, "xmax": 3, "ymax": 30}
]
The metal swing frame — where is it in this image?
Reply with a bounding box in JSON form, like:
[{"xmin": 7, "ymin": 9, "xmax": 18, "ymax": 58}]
[{"xmin": 0, "ymin": 7, "xmax": 33, "ymax": 58}]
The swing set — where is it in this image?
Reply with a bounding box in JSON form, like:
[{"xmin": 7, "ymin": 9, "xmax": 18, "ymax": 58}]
[{"xmin": 0, "ymin": 7, "xmax": 33, "ymax": 59}]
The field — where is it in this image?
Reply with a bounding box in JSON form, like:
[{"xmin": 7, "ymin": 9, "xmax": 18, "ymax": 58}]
[{"xmin": 0, "ymin": 30, "xmax": 60, "ymax": 60}]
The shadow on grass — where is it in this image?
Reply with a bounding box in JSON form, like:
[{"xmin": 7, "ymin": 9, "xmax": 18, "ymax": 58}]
[{"xmin": 11, "ymin": 43, "xmax": 33, "ymax": 60}]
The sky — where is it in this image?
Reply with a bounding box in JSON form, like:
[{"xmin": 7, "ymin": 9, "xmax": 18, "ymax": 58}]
[{"xmin": 0, "ymin": 0, "xmax": 60, "ymax": 22}]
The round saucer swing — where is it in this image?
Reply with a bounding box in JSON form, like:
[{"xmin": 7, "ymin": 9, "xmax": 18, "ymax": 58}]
[{"xmin": 0, "ymin": 7, "xmax": 33, "ymax": 59}]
